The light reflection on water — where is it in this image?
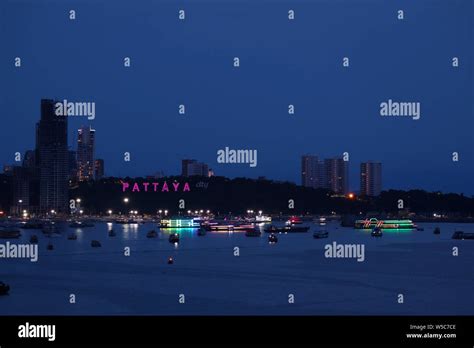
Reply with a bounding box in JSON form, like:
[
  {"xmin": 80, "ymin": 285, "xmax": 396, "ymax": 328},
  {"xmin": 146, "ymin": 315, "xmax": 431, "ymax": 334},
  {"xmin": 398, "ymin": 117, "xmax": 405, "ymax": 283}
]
[
  {"xmin": 122, "ymin": 223, "xmax": 139, "ymax": 239},
  {"xmin": 6, "ymin": 220, "xmax": 474, "ymax": 316},
  {"xmin": 74, "ymin": 228, "xmax": 84, "ymax": 242},
  {"xmin": 14, "ymin": 221, "xmax": 471, "ymax": 251}
]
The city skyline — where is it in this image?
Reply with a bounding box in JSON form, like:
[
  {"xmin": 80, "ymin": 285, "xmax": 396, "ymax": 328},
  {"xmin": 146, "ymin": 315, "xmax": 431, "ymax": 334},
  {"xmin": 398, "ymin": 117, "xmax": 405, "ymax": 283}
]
[
  {"xmin": 2, "ymin": 102, "xmax": 471, "ymax": 196},
  {"xmin": 0, "ymin": 1, "xmax": 473, "ymax": 332},
  {"xmin": 1, "ymin": 1, "xmax": 472, "ymax": 195}
]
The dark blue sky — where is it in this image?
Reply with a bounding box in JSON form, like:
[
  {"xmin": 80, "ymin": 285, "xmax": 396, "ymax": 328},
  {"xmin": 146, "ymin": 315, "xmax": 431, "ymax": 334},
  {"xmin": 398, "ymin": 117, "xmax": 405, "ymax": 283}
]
[{"xmin": 1, "ymin": 0, "xmax": 473, "ymax": 194}]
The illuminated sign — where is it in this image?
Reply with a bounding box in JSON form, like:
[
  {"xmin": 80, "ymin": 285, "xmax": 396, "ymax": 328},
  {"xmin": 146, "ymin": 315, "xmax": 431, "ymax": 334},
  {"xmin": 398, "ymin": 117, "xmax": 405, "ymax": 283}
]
[{"xmin": 121, "ymin": 181, "xmax": 191, "ymax": 193}]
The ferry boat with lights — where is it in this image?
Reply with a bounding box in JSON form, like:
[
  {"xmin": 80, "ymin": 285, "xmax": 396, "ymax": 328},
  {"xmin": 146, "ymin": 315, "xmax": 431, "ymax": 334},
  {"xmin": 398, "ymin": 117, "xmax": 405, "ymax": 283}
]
[
  {"xmin": 354, "ymin": 218, "xmax": 415, "ymax": 230},
  {"xmin": 69, "ymin": 221, "xmax": 95, "ymax": 228},
  {"xmin": 264, "ymin": 225, "xmax": 310, "ymax": 233},
  {"xmin": 209, "ymin": 223, "xmax": 255, "ymax": 231},
  {"xmin": 286, "ymin": 216, "xmax": 303, "ymax": 225},
  {"xmin": 159, "ymin": 216, "xmax": 200, "ymax": 228},
  {"xmin": 255, "ymin": 215, "xmax": 272, "ymax": 223}
]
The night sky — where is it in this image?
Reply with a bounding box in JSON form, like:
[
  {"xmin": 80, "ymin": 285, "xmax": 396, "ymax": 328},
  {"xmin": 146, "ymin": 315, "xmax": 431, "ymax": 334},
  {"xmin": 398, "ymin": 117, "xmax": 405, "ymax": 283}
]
[{"xmin": 1, "ymin": 0, "xmax": 472, "ymax": 194}]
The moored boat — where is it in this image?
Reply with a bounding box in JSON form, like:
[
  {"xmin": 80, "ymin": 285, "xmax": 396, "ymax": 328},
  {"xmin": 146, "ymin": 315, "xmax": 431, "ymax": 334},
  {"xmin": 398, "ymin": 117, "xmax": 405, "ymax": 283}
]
[
  {"xmin": 287, "ymin": 226, "xmax": 310, "ymax": 233},
  {"xmin": 264, "ymin": 225, "xmax": 310, "ymax": 233},
  {"xmin": 452, "ymin": 231, "xmax": 474, "ymax": 240},
  {"xmin": 160, "ymin": 216, "xmax": 200, "ymax": 228},
  {"xmin": 371, "ymin": 227, "xmax": 383, "ymax": 237},
  {"xmin": 91, "ymin": 240, "xmax": 101, "ymax": 247},
  {"xmin": 115, "ymin": 219, "xmax": 138, "ymax": 225},
  {"xmin": 0, "ymin": 228, "xmax": 21, "ymax": 239},
  {"xmin": 29, "ymin": 234, "xmax": 38, "ymax": 244},
  {"xmin": 70, "ymin": 221, "xmax": 95, "ymax": 228},
  {"xmin": 255, "ymin": 215, "xmax": 272, "ymax": 223},
  {"xmin": 21, "ymin": 221, "xmax": 43, "ymax": 229},
  {"xmin": 268, "ymin": 233, "xmax": 278, "ymax": 243},
  {"xmin": 67, "ymin": 233, "xmax": 77, "ymax": 240},
  {"xmin": 205, "ymin": 222, "xmax": 255, "ymax": 232},
  {"xmin": 42, "ymin": 223, "xmax": 58, "ymax": 235},
  {"xmin": 0, "ymin": 282, "xmax": 10, "ymax": 296},
  {"xmin": 245, "ymin": 228, "xmax": 262, "ymax": 237},
  {"xmin": 146, "ymin": 230, "xmax": 158, "ymax": 238},
  {"xmin": 313, "ymin": 231, "xmax": 329, "ymax": 239},
  {"xmin": 287, "ymin": 216, "xmax": 302, "ymax": 225},
  {"xmin": 355, "ymin": 218, "xmax": 415, "ymax": 230},
  {"xmin": 169, "ymin": 233, "xmax": 180, "ymax": 244}
]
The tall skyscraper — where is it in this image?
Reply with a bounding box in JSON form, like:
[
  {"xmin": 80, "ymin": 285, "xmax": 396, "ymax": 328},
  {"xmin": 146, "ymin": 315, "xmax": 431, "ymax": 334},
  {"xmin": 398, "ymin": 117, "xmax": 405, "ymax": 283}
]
[
  {"xmin": 301, "ymin": 155, "xmax": 324, "ymax": 189},
  {"xmin": 77, "ymin": 126, "xmax": 95, "ymax": 181},
  {"xmin": 94, "ymin": 159, "xmax": 105, "ymax": 180},
  {"xmin": 360, "ymin": 161, "xmax": 382, "ymax": 196},
  {"xmin": 182, "ymin": 159, "xmax": 209, "ymax": 177},
  {"xmin": 36, "ymin": 99, "xmax": 69, "ymax": 213},
  {"xmin": 68, "ymin": 150, "xmax": 78, "ymax": 182},
  {"xmin": 324, "ymin": 157, "xmax": 349, "ymax": 194}
]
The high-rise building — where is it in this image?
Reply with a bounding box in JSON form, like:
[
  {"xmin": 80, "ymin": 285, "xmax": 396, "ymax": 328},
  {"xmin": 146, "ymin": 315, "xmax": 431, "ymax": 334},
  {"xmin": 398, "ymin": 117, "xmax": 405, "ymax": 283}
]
[
  {"xmin": 0, "ymin": 174, "xmax": 12, "ymax": 214},
  {"xmin": 12, "ymin": 166, "xmax": 30, "ymax": 213},
  {"xmin": 188, "ymin": 162, "xmax": 209, "ymax": 177},
  {"xmin": 68, "ymin": 150, "xmax": 78, "ymax": 182},
  {"xmin": 18, "ymin": 150, "xmax": 40, "ymax": 214},
  {"xmin": 181, "ymin": 159, "xmax": 195, "ymax": 177},
  {"xmin": 301, "ymin": 155, "xmax": 324, "ymax": 189},
  {"xmin": 77, "ymin": 126, "xmax": 95, "ymax": 181},
  {"xmin": 182, "ymin": 159, "xmax": 209, "ymax": 177},
  {"xmin": 3, "ymin": 165, "xmax": 14, "ymax": 174},
  {"xmin": 22, "ymin": 150, "xmax": 36, "ymax": 168},
  {"xmin": 94, "ymin": 159, "xmax": 104, "ymax": 180},
  {"xmin": 324, "ymin": 157, "xmax": 349, "ymax": 194},
  {"xmin": 360, "ymin": 161, "xmax": 382, "ymax": 196},
  {"xmin": 36, "ymin": 99, "xmax": 69, "ymax": 213}
]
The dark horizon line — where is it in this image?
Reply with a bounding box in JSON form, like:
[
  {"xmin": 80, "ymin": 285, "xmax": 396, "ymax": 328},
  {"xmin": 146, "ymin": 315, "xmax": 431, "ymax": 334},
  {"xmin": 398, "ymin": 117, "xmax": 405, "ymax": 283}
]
[
  {"xmin": 72, "ymin": 174, "xmax": 472, "ymax": 197},
  {"xmin": 3, "ymin": 160, "xmax": 471, "ymax": 196}
]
